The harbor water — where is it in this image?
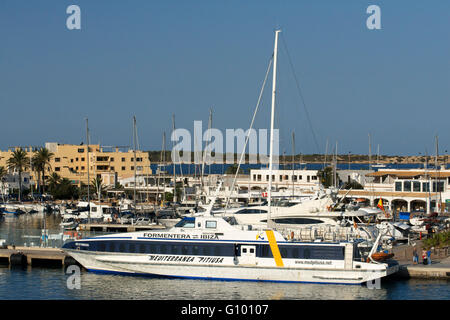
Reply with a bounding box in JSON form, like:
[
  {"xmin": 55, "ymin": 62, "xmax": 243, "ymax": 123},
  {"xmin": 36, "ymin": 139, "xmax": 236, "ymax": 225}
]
[{"xmin": 0, "ymin": 215, "xmax": 449, "ymax": 300}]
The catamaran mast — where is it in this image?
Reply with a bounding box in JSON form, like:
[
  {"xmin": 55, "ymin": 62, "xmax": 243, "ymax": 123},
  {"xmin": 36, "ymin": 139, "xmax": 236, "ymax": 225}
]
[{"xmin": 268, "ymin": 29, "xmax": 281, "ymax": 228}]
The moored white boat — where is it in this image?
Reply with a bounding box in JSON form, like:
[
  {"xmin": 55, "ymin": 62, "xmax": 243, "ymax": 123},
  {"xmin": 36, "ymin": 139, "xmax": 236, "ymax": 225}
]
[{"xmin": 62, "ymin": 214, "xmax": 398, "ymax": 284}]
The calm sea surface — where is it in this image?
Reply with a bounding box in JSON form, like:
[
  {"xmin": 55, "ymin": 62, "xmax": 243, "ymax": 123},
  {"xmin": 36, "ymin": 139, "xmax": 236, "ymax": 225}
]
[{"xmin": 0, "ymin": 214, "xmax": 449, "ymax": 300}]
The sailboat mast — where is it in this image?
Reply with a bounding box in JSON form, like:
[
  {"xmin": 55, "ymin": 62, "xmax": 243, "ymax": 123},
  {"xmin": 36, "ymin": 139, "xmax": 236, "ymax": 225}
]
[
  {"xmin": 268, "ymin": 29, "xmax": 281, "ymax": 227},
  {"xmin": 86, "ymin": 117, "xmax": 90, "ymax": 224},
  {"xmin": 292, "ymin": 131, "xmax": 295, "ymax": 198},
  {"xmin": 172, "ymin": 114, "xmax": 177, "ymax": 203},
  {"xmin": 133, "ymin": 116, "xmax": 137, "ymax": 214}
]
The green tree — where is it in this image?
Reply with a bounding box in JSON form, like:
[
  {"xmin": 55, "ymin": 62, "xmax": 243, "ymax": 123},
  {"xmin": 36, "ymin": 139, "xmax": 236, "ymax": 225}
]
[
  {"xmin": 91, "ymin": 177, "xmax": 106, "ymax": 201},
  {"xmin": 32, "ymin": 147, "xmax": 54, "ymax": 194},
  {"xmin": 48, "ymin": 172, "xmax": 61, "ymax": 193},
  {"xmin": 342, "ymin": 180, "xmax": 364, "ymax": 190},
  {"xmin": 51, "ymin": 178, "xmax": 79, "ymax": 200},
  {"xmin": 317, "ymin": 166, "xmax": 334, "ymax": 188},
  {"xmin": 225, "ymin": 164, "xmax": 243, "ymax": 175},
  {"xmin": 7, "ymin": 148, "xmax": 29, "ymax": 202}
]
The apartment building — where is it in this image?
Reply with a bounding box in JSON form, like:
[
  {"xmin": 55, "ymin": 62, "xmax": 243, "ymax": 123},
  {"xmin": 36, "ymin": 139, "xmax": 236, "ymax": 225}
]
[{"xmin": 0, "ymin": 143, "xmax": 152, "ymax": 188}]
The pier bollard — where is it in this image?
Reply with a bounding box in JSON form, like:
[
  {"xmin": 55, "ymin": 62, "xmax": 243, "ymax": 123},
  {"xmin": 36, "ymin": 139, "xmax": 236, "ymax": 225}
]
[{"xmin": 9, "ymin": 253, "xmax": 27, "ymax": 266}]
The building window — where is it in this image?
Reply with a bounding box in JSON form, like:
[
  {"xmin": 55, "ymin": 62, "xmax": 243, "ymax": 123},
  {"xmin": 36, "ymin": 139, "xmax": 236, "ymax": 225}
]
[
  {"xmin": 110, "ymin": 166, "xmax": 115, "ymax": 171},
  {"xmin": 404, "ymin": 181, "xmax": 411, "ymax": 192},
  {"xmin": 395, "ymin": 182, "xmax": 402, "ymax": 192},
  {"xmin": 298, "ymin": 175, "xmax": 302, "ymax": 180},
  {"xmin": 70, "ymin": 159, "xmax": 73, "ymax": 163},
  {"xmin": 122, "ymin": 157, "xmax": 125, "ymax": 162},
  {"xmin": 257, "ymin": 175, "xmax": 261, "ymax": 181},
  {"xmin": 422, "ymin": 182, "xmax": 429, "ymax": 192},
  {"xmin": 110, "ymin": 157, "xmax": 114, "ymax": 161},
  {"xmin": 121, "ymin": 166, "xmax": 125, "ymax": 171},
  {"xmin": 55, "ymin": 158, "xmax": 60, "ymax": 162},
  {"xmin": 81, "ymin": 166, "xmax": 85, "ymax": 170},
  {"xmin": 433, "ymin": 181, "xmax": 444, "ymax": 192},
  {"xmin": 292, "ymin": 175, "xmax": 297, "ymax": 182},
  {"xmin": 78, "ymin": 148, "xmax": 84, "ymax": 153},
  {"xmin": 55, "ymin": 167, "xmax": 60, "ymax": 172},
  {"xmin": 413, "ymin": 181, "xmax": 421, "ymax": 192},
  {"xmin": 131, "ymin": 166, "xmax": 134, "ymax": 171}
]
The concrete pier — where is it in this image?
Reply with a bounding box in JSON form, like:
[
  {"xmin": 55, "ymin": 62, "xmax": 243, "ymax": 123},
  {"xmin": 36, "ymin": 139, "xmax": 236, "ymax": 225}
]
[
  {"xmin": 0, "ymin": 246, "xmax": 76, "ymax": 267},
  {"xmin": 389, "ymin": 241, "xmax": 450, "ymax": 279},
  {"xmin": 397, "ymin": 257, "xmax": 450, "ymax": 279}
]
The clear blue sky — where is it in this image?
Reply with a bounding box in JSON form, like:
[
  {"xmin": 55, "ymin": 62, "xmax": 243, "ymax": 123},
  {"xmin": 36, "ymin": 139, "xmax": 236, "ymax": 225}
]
[{"xmin": 1, "ymin": 1, "xmax": 450, "ymax": 156}]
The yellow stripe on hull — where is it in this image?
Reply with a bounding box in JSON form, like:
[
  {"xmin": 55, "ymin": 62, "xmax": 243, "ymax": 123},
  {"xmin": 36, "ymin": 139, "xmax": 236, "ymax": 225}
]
[{"xmin": 265, "ymin": 230, "xmax": 284, "ymax": 267}]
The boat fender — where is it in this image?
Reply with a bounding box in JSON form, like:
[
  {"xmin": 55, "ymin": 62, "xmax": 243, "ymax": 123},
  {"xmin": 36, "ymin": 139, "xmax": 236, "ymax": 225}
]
[
  {"xmin": 9, "ymin": 253, "xmax": 26, "ymax": 266},
  {"xmin": 64, "ymin": 256, "xmax": 79, "ymax": 267}
]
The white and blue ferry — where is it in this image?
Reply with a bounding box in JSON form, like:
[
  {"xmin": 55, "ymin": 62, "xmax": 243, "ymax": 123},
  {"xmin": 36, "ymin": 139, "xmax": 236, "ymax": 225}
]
[{"xmin": 62, "ymin": 214, "xmax": 399, "ymax": 285}]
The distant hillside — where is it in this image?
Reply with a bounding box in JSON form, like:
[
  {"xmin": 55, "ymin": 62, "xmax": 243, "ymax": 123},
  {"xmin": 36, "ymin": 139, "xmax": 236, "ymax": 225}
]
[{"xmin": 147, "ymin": 151, "xmax": 447, "ymax": 164}]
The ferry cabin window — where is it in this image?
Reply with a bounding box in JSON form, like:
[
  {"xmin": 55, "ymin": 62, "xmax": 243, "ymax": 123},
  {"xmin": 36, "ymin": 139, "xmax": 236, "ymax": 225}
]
[
  {"xmin": 129, "ymin": 243, "xmax": 135, "ymax": 253},
  {"xmin": 303, "ymin": 248, "xmax": 311, "ymax": 259},
  {"xmin": 160, "ymin": 244, "xmax": 167, "ymax": 254},
  {"xmin": 203, "ymin": 246, "xmax": 211, "ymax": 255},
  {"xmin": 139, "ymin": 243, "xmax": 146, "ymax": 253},
  {"xmin": 98, "ymin": 242, "xmax": 106, "ymax": 252},
  {"xmin": 205, "ymin": 221, "xmax": 217, "ymax": 229},
  {"xmin": 175, "ymin": 218, "xmax": 196, "ymax": 228},
  {"xmin": 119, "ymin": 243, "xmax": 126, "ymax": 253},
  {"xmin": 193, "ymin": 246, "xmax": 199, "ymax": 255}
]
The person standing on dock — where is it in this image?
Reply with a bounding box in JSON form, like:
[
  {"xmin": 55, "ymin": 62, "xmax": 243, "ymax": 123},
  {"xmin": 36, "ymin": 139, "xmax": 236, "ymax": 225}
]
[
  {"xmin": 422, "ymin": 249, "xmax": 428, "ymax": 265},
  {"xmin": 427, "ymin": 249, "xmax": 432, "ymax": 265},
  {"xmin": 413, "ymin": 248, "xmax": 418, "ymax": 265}
]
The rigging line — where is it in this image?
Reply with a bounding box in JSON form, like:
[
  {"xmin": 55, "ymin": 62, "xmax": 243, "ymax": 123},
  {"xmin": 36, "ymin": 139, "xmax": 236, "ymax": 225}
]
[
  {"xmin": 280, "ymin": 34, "xmax": 321, "ymax": 154},
  {"xmin": 224, "ymin": 56, "xmax": 274, "ymax": 213}
]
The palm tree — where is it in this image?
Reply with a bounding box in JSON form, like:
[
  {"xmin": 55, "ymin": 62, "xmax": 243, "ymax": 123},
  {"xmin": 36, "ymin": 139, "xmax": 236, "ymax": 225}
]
[
  {"xmin": 0, "ymin": 166, "xmax": 7, "ymax": 202},
  {"xmin": 91, "ymin": 177, "xmax": 106, "ymax": 201},
  {"xmin": 48, "ymin": 172, "xmax": 61, "ymax": 192},
  {"xmin": 7, "ymin": 148, "xmax": 29, "ymax": 202},
  {"xmin": 32, "ymin": 147, "xmax": 54, "ymax": 194}
]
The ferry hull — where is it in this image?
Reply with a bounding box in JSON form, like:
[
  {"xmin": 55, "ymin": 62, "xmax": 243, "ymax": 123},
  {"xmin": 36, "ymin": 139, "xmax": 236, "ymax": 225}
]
[{"xmin": 66, "ymin": 250, "xmax": 398, "ymax": 285}]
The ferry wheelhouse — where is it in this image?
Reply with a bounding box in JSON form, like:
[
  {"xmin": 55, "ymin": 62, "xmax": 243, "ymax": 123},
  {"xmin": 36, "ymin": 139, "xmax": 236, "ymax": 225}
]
[{"xmin": 62, "ymin": 215, "xmax": 398, "ymax": 285}]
